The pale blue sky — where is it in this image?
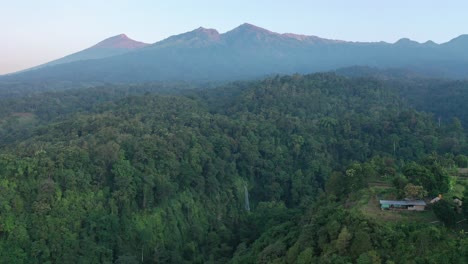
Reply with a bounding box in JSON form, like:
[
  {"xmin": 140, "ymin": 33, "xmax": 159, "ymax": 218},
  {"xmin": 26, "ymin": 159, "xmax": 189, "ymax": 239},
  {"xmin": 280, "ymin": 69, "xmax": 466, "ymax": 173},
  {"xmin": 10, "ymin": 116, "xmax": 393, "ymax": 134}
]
[{"xmin": 1, "ymin": 0, "xmax": 467, "ymax": 74}]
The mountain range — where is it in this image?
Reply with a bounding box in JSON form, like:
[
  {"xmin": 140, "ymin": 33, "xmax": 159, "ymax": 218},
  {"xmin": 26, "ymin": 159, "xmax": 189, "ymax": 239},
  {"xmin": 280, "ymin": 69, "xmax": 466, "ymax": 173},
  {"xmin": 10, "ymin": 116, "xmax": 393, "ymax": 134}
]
[{"xmin": 3, "ymin": 23, "xmax": 468, "ymax": 82}]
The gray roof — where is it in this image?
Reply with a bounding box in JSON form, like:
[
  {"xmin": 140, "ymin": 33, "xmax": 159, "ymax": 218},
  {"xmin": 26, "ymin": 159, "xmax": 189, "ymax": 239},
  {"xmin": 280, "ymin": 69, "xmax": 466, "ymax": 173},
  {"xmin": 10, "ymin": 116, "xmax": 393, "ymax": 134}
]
[{"xmin": 379, "ymin": 200, "xmax": 426, "ymax": 206}]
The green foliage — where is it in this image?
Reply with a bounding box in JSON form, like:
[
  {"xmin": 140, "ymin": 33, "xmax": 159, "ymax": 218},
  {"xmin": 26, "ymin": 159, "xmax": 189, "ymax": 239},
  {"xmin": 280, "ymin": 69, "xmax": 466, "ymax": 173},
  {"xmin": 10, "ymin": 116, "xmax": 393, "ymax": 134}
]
[
  {"xmin": 356, "ymin": 250, "xmax": 381, "ymax": 264},
  {"xmin": 454, "ymin": 154, "xmax": 468, "ymax": 168},
  {"xmin": 0, "ymin": 73, "xmax": 466, "ymax": 263},
  {"xmin": 462, "ymin": 188, "xmax": 468, "ymax": 217},
  {"xmin": 433, "ymin": 200, "xmax": 458, "ymax": 227},
  {"xmin": 403, "ymin": 183, "xmax": 427, "ymax": 199},
  {"xmin": 336, "ymin": 226, "xmax": 353, "ymax": 255},
  {"xmin": 403, "ymin": 158, "xmax": 450, "ymax": 196}
]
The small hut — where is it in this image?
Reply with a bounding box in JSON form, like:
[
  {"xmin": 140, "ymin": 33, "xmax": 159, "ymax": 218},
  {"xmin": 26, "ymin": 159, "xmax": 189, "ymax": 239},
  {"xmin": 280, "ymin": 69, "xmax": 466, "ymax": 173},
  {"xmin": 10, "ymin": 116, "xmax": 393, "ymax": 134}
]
[{"xmin": 379, "ymin": 200, "xmax": 426, "ymax": 211}]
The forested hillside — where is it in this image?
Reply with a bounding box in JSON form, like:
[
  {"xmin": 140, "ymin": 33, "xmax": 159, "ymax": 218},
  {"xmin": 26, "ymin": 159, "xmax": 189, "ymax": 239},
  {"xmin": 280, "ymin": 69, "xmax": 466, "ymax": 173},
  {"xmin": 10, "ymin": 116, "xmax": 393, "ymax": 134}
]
[
  {"xmin": 0, "ymin": 74, "xmax": 467, "ymax": 263},
  {"xmin": 337, "ymin": 66, "xmax": 468, "ymax": 126}
]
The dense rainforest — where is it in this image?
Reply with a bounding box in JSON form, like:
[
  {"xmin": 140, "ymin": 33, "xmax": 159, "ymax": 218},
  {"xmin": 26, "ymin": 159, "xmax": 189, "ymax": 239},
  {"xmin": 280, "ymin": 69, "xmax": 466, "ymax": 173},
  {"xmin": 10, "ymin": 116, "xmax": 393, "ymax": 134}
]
[{"xmin": 0, "ymin": 73, "xmax": 467, "ymax": 263}]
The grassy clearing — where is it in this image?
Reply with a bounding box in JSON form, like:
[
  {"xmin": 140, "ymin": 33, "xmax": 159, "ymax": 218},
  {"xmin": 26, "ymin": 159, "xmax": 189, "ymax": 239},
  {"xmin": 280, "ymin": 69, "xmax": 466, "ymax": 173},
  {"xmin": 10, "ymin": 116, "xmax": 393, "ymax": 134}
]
[{"xmin": 353, "ymin": 187, "xmax": 438, "ymax": 224}]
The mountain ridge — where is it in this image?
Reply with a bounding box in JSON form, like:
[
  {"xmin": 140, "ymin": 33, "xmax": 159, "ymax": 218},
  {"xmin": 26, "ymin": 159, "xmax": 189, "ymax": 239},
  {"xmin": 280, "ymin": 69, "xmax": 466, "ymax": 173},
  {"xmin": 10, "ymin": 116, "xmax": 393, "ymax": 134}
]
[
  {"xmin": 91, "ymin": 34, "xmax": 149, "ymax": 49},
  {"xmin": 4, "ymin": 23, "xmax": 468, "ymax": 81},
  {"xmin": 11, "ymin": 34, "xmax": 150, "ymax": 74}
]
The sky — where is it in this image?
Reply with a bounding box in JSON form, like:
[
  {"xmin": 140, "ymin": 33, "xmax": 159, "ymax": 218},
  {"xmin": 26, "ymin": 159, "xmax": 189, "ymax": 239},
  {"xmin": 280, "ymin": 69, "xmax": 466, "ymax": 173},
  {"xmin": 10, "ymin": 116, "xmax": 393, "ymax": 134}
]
[{"xmin": 1, "ymin": 0, "xmax": 468, "ymax": 75}]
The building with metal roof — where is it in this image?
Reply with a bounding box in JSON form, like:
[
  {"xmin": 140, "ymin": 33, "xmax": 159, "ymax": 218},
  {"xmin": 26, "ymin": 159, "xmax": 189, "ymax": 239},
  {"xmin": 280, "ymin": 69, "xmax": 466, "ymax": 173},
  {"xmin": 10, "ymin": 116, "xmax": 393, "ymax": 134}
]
[{"xmin": 379, "ymin": 200, "xmax": 426, "ymax": 211}]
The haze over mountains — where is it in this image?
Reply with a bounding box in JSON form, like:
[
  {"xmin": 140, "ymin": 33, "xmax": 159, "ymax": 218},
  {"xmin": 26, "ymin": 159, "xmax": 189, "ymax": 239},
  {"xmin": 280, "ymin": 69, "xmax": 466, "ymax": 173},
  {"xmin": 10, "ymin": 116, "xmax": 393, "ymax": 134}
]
[{"xmin": 4, "ymin": 23, "xmax": 468, "ymax": 82}]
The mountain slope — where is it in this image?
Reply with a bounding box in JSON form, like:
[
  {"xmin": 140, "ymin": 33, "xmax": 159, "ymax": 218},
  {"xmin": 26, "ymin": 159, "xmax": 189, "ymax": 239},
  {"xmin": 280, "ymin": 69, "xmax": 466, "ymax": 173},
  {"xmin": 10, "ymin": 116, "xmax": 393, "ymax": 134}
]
[
  {"xmin": 26, "ymin": 34, "xmax": 149, "ymax": 71},
  {"xmin": 4, "ymin": 24, "xmax": 468, "ymax": 82}
]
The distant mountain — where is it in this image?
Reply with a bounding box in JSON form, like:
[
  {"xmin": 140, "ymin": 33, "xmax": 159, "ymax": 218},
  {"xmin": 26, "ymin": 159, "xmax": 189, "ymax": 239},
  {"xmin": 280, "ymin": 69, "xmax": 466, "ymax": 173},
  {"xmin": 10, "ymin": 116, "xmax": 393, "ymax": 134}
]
[
  {"xmin": 442, "ymin": 34, "xmax": 468, "ymax": 50},
  {"xmin": 23, "ymin": 34, "xmax": 149, "ymax": 72},
  {"xmin": 4, "ymin": 24, "xmax": 468, "ymax": 82}
]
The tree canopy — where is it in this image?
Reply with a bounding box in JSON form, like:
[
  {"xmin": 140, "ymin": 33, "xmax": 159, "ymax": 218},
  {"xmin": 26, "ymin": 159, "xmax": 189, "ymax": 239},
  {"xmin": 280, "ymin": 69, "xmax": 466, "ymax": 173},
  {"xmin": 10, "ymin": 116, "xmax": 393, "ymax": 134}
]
[{"xmin": 0, "ymin": 73, "xmax": 467, "ymax": 263}]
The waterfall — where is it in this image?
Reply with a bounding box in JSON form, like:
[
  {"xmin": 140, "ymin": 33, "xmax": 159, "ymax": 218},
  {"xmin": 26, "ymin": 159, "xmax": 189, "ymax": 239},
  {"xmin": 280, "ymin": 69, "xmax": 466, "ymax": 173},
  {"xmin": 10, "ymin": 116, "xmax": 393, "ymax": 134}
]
[{"xmin": 244, "ymin": 185, "xmax": 250, "ymax": 211}]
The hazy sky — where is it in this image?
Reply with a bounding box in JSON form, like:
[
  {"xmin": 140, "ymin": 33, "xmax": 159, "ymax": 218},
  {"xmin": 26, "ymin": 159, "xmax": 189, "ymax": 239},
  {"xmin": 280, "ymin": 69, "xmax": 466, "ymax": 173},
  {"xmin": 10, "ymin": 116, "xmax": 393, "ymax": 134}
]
[{"xmin": 1, "ymin": 0, "xmax": 467, "ymax": 74}]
